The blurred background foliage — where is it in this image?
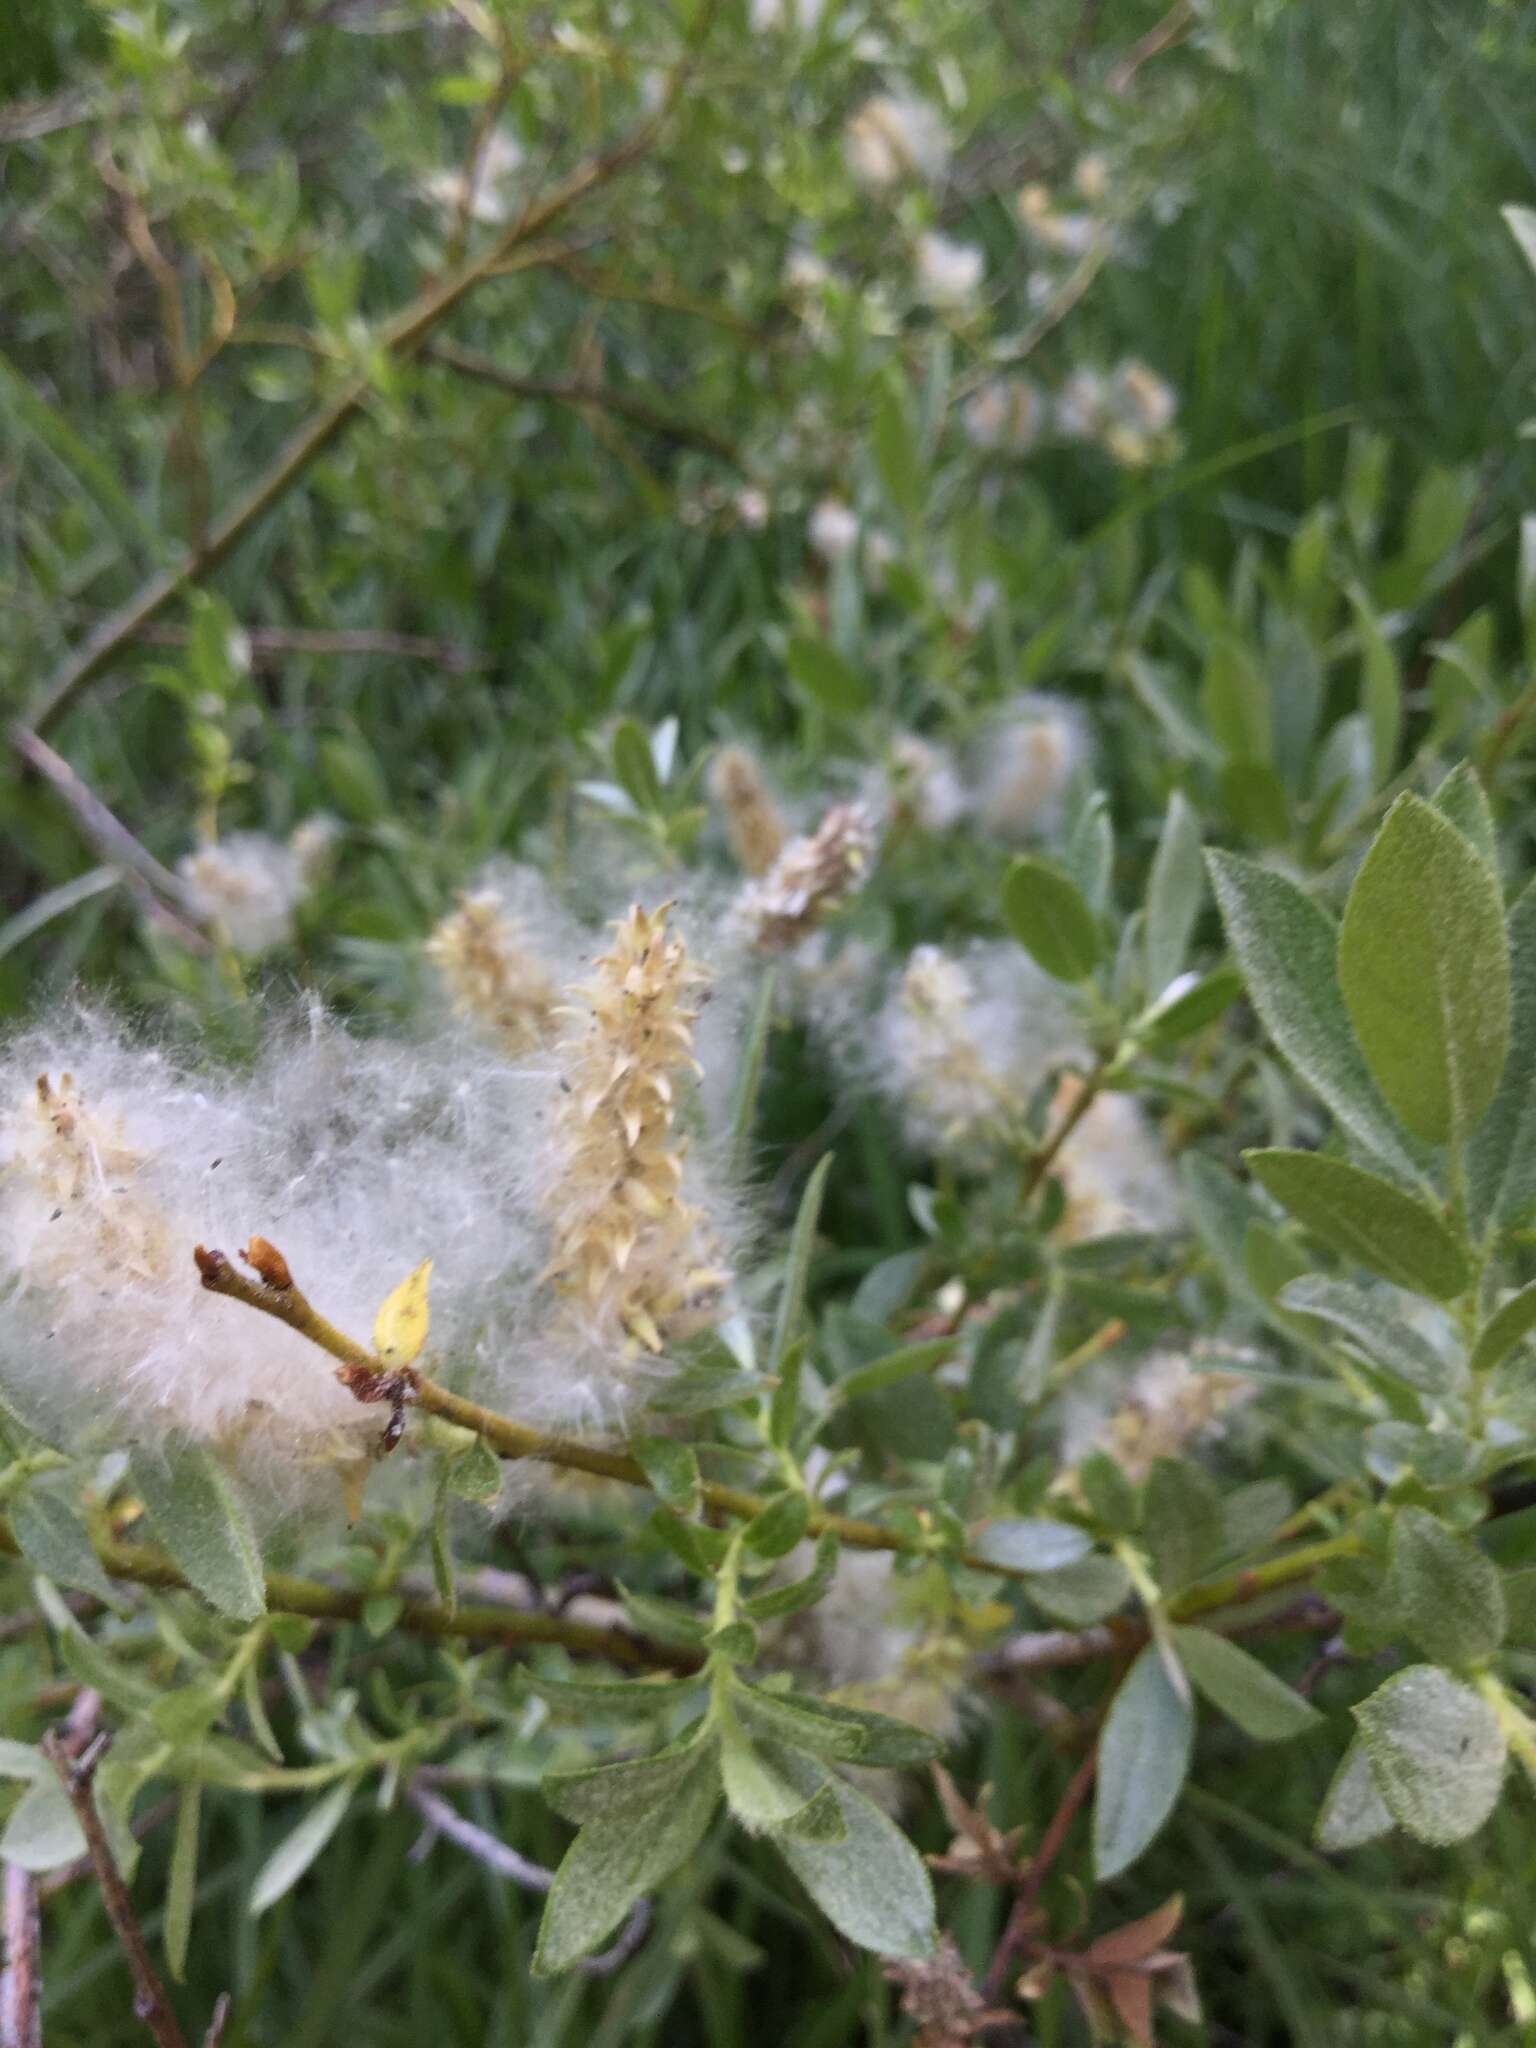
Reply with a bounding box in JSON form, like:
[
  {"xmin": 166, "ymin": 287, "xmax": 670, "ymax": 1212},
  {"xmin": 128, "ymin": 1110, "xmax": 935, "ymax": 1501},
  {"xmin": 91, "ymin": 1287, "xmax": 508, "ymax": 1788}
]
[{"xmin": 5, "ymin": 0, "xmax": 1536, "ymax": 2042}]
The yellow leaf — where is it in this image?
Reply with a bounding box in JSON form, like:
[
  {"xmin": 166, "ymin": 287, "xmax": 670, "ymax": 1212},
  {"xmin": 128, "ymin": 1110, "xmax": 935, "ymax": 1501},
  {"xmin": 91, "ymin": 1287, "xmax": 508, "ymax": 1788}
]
[{"xmin": 373, "ymin": 1257, "xmax": 432, "ymax": 1368}]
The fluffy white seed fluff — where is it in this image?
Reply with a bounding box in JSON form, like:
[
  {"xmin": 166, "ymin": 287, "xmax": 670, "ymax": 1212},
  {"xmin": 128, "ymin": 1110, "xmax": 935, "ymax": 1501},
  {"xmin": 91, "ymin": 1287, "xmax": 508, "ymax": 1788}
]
[
  {"xmin": 735, "ymin": 802, "xmax": 880, "ymax": 951},
  {"xmin": 1060, "ymin": 1346, "xmax": 1253, "ymax": 1482},
  {"xmin": 963, "ymin": 377, "xmax": 1044, "ymax": 456},
  {"xmin": 807, "ymin": 497, "xmax": 861, "ymax": 563},
  {"xmin": 421, "ymin": 127, "xmax": 524, "ymax": 226},
  {"xmin": 875, "ymin": 944, "xmax": 1087, "ymax": 1163},
  {"xmin": 973, "ymin": 694, "xmax": 1093, "ymax": 841},
  {"xmin": 842, "ymin": 94, "xmax": 949, "ymax": 189},
  {"xmin": 0, "ymin": 1007, "xmax": 550, "ymax": 1485},
  {"xmin": 1052, "ymin": 1082, "xmax": 1180, "ymax": 1243},
  {"xmin": 178, "ymin": 832, "xmax": 308, "ymax": 955},
  {"xmin": 913, "ymin": 232, "xmax": 984, "ymax": 308}
]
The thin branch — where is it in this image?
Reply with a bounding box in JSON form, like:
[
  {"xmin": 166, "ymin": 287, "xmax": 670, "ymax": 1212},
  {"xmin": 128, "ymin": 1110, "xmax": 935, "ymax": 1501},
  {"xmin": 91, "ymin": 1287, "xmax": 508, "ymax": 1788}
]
[
  {"xmin": 122, "ymin": 623, "xmax": 490, "ymax": 672},
  {"xmin": 983, "ymin": 1745, "xmax": 1099, "ymax": 2002},
  {"xmin": 424, "ymin": 340, "xmax": 739, "ymax": 461},
  {"xmin": 0, "ymin": 1523, "xmax": 695, "ymax": 1674},
  {"xmin": 7, "ymin": 726, "xmax": 212, "ymax": 946},
  {"xmin": 0, "ymin": 1865, "xmax": 41, "ymax": 2048},
  {"xmin": 40, "ymin": 1729, "xmax": 189, "ymax": 2048},
  {"xmin": 1021, "ymin": 1054, "xmax": 1111, "ymax": 1203},
  {"xmin": 408, "ymin": 1782, "xmax": 651, "ymax": 1972},
  {"xmin": 23, "ymin": 13, "xmax": 715, "ymax": 739}
]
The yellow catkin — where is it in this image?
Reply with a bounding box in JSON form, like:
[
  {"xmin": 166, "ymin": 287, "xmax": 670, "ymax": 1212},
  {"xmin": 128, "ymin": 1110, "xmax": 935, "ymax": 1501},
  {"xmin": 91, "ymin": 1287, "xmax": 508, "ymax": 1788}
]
[
  {"xmin": 426, "ymin": 891, "xmax": 559, "ymax": 1054},
  {"xmin": 545, "ymin": 905, "xmax": 729, "ymax": 1355},
  {"xmin": 709, "ymin": 745, "xmax": 787, "ymax": 877}
]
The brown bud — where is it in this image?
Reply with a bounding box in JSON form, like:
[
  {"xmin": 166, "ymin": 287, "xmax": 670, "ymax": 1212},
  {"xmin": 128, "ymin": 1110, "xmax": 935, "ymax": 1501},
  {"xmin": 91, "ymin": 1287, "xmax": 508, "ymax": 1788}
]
[
  {"xmin": 241, "ymin": 1236, "xmax": 293, "ymax": 1291},
  {"xmin": 193, "ymin": 1244, "xmax": 228, "ymax": 1286}
]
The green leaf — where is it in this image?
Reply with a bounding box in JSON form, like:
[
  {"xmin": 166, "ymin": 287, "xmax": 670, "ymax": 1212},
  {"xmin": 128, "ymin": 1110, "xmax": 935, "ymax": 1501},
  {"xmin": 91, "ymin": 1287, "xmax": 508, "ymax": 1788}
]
[
  {"xmin": 249, "ymin": 1779, "xmax": 357, "ymax": 1915},
  {"xmin": 1001, "ymin": 857, "xmax": 1104, "ymax": 982},
  {"xmin": 1136, "ymin": 965, "xmax": 1242, "ymax": 1052},
  {"xmin": 733, "ymin": 1683, "xmax": 942, "ymax": 1767},
  {"xmin": 11, "ymin": 1485, "xmax": 115, "ymax": 1603},
  {"xmin": 617, "ymin": 1587, "xmax": 708, "ymax": 1651},
  {"xmin": 0, "ymin": 1776, "xmax": 86, "ymax": 1873},
  {"xmin": 545, "ymin": 1729, "xmax": 711, "ymax": 1824},
  {"xmin": 1388, "ymin": 1509, "xmax": 1506, "ymax": 1667},
  {"xmin": 1277, "ymin": 1275, "xmax": 1460, "ymax": 1395},
  {"xmin": 970, "ymin": 1518, "xmax": 1093, "ymax": 1574},
  {"xmin": 318, "ymin": 734, "xmax": 389, "ymax": 824},
  {"xmin": 1144, "ymin": 791, "xmax": 1204, "ymax": 995},
  {"xmin": 1141, "ymin": 1459, "xmax": 1224, "ymax": 1595},
  {"xmin": 447, "ymin": 1434, "xmax": 502, "ymax": 1503},
  {"xmin": 1315, "ymin": 1739, "xmax": 1394, "ymax": 1851},
  {"xmin": 1338, "ymin": 793, "xmax": 1510, "ymax": 1145},
  {"xmin": 1025, "ymin": 1553, "xmax": 1132, "ymax": 1625},
  {"xmin": 721, "ymin": 1730, "xmax": 832, "ymax": 1834},
  {"xmin": 165, "ymin": 1783, "xmax": 201, "ymax": 1982},
  {"xmin": 743, "ymin": 1530, "xmax": 839, "ymax": 1621},
  {"xmin": 1432, "ymin": 762, "xmax": 1497, "ymax": 872},
  {"xmin": 1468, "ymin": 882, "xmax": 1536, "ymax": 1238},
  {"xmin": 1471, "ymin": 1281, "xmax": 1536, "ymax": 1374},
  {"xmin": 630, "ymin": 1436, "xmax": 700, "ymax": 1515},
  {"xmin": 1206, "ymin": 852, "xmax": 1417, "ymax": 1178},
  {"xmin": 1353, "ymin": 599, "xmax": 1401, "ymax": 784},
  {"xmin": 769, "ymin": 1155, "xmax": 832, "ymax": 1378},
  {"xmin": 0, "ymin": 353, "xmax": 161, "ymax": 565},
  {"xmin": 1244, "ymin": 1150, "xmax": 1470, "ymax": 1300},
  {"xmin": 836, "ymin": 1336, "xmax": 955, "ymax": 1399},
  {"xmin": 773, "ymin": 1772, "xmax": 935, "ymax": 1959},
  {"xmin": 1200, "ymin": 639, "xmax": 1270, "ymax": 762},
  {"xmin": 1171, "ymin": 1627, "xmax": 1321, "ymax": 1741},
  {"xmin": 1352, "ymin": 1666, "xmax": 1506, "ymax": 1847},
  {"xmin": 129, "ymin": 1444, "xmax": 266, "ymax": 1622},
  {"xmin": 871, "ymin": 379, "xmax": 922, "ymax": 522},
  {"xmin": 728, "ymin": 967, "xmax": 778, "ymax": 1176},
  {"xmin": 611, "ymin": 718, "xmax": 663, "ymax": 813},
  {"xmin": 1093, "ymin": 1643, "xmax": 1195, "ymax": 1880},
  {"xmin": 742, "ymin": 1490, "xmax": 811, "ymax": 1559},
  {"xmin": 534, "ymin": 1741, "xmax": 721, "ymax": 1975},
  {"xmin": 787, "ymin": 635, "xmax": 868, "ymax": 717}
]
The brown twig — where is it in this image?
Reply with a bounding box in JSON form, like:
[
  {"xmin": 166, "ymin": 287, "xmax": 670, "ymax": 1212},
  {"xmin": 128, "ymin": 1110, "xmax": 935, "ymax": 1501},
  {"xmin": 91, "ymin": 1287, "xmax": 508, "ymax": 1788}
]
[
  {"xmin": 0, "ymin": 1866, "xmax": 42, "ymax": 2048},
  {"xmin": 7, "ymin": 725, "xmax": 212, "ymax": 947},
  {"xmin": 424, "ymin": 340, "xmax": 740, "ymax": 461},
  {"xmin": 23, "ymin": 10, "xmax": 716, "ymax": 741},
  {"xmin": 41, "ymin": 1728, "xmax": 189, "ymax": 2048},
  {"xmin": 1105, "ymin": 0, "xmax": 1194, "ymax": 94},
  {"xmin": 1021, "ymin": 1055, "xmax": 1111, "ymax": 1203},
  {"xmin": 982, "ymin": 1744, "xmax": 1100, "ymax": 2003},
  {"xmin": 122, "ymin": 623, "xmax": 490, "ymax": 672}
]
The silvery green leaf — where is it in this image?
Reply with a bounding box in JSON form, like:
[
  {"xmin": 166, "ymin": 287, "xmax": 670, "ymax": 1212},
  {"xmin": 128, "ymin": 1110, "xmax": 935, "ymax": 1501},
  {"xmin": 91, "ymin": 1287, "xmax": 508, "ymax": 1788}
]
[
  {"xmin": 1468, "ymin": 883, "xmax": 1536, "ymax": 1238},
  {"xmin": 1277, "ymin": 1275, "xmax": 1460, "ymax": 1395},
  {"xmin": 1352, "ymin": 1666, "xmax": 1505, "ymax": 1846},
  {"xmin": 1171, "ymin": 1626, "xmax": 1321, "ymax": 1741},
  {"xmin": 1144, "ymin": 790, "xmax": 1204, "ymax": 996},
  {"xmin": 11, "ymin": 1484, "xmax": 116, "ymax": 1603},
  {"xmin": 534, "ymin": 1742, "xmax": 721, "ymax": 1975},
  {"xmin": 1246, "ymin": 1151, "xmax": 1470, "ymax": 1301},
  {"xmin": 773, "ymin": 1771, "xmax": 935, "ymax": 1959},
  {"xmin": 0, "ymin": 1776, "xmax": 86, "ymax": 1872},
  {"xmin": 971, "ymin": 1518, "xmax": 1092, "ymax": 1573},
  {"xmin": 1093, "ymin": 1643, "xmax": 1195, "ymax": 1880},
  {"xmin": 1431, "ymin": 762, "xmax": 1497, "ymax": 872},
  {"xmin": 1388, "ymin": 1509, "xmax": 1506, "ymax": 1667},
  {"xmin": 248, "ymin": 1778, "xmax": 357, "ymax": 1916},
  {"xmin": 1338, "ymin": 793, "xmax": 1510, "ymax": 1146},
  {"xmin": 1315, "ymin": 1739, "xmax": 1394, "ymax": 1851},
  {"xmin": 1207, "ymin": 850, "xmax": 1418, "ymax": 1180},
  {"xmin": 129, "ymin": 1443, "xmax": 265, "ymax": 1623}
]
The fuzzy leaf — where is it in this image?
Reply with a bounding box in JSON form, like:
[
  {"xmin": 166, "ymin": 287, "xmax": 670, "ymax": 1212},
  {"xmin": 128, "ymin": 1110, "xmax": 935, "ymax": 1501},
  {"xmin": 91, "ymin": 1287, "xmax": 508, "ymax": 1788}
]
[
  {"xmin": 1432, "ymin": 762, "xmax": 1497, "ymax": 872},
  {"xmin": 1141, "ymin": 1459, "xmax": 1225, "ymax": 1595},
  {"xmin": 373, "ymin": 1257, "xmax": 432, "ymax": 1368},
  {"xmin": 630, "ymin": 1435, "xmax": 700, "ymax": 1515},
  {"xmin": 1277, "ymin": 1275, "xmax": 1460, "ymax": 1395},
  {"xmin": 971, "ymin": 1518, "xmax": 1093, "ymax": 1573},
  {"xmin": 1468, "ymin": 882, "xmax": 1536, "ymax": 1237},
  {"xmin": 1001, "ymin": 857, "xmax": 1104, "ymax": 982},
  {"xmin": 742, "ymin": 1490, "xmax": 811, "ymax": 1559},
  {"xmin": 1144, "ymin": 790, "xmax": 1205, "ymax": 995},
  {"xmin": 166, "ymin": 1782, "xmax": 201, "ymax": 1982},
  {"xmin": 787, "ymin": 635, "xmax": 868, "ymax": 717},
  {"xmin": 545, "ymin": 1730, "xmax": 711, "ymax": 1825},
  {"xmin": 130, "ymin": 1444, "xmax": 266, "ymax": 1622},
  {"xmin": 769, "ymin": 1156, "xmax": 832, "ymax": 1379},
  {"xmin": 1352, "ymin": 1666, "xmax": 1506, "ymax": 1846},
  {"xmin": 1388, "ymin": 1509, "xmax": 1506, "ymax": 1667},
  {"xmin": 1094, "ymin": 1643, "xmax": 1195, "ymax": 1881},
  {"xmin": 248, "ymin": 1779, "xmax": 356, "ymax": 1915},
  {"xmin": 1171, "ymin": 1627, "xmax": 1321, "ymax": 1740},
  {"xmin": 1315, "ymin": 1739, "xmax": 1394, "ymax": 1851},
  {"xmin": 534, "ymin": 1742, "xmax": 720, "ymax": 1974},
  {"xmin": 11, "ymin": 1485, "xmax": 116, "ymax": 1603},
  {"xmin": 733, "ymin": 1683, "xmax": 942, "ymax": 1767},
  {"xmin": 522, "ymin": 1671, "xmax": 703, "ymax": 1716},
  {"xmin": 0, "ymin": 1776, "xmax": 86, "ymax": 1872},
  {"xmin": 743, "ymin": 1530, "xmax": 839, "ymax": 1621},
  {"xmin": 1245, "ymin": 1150, "xmax": 1470, "ymax": 1300},
  {"xmin": 1206, "ymin": 851, "xmax": 1417, "ymax": 1178},
  {"xmin": 773, "ymin": 1772, "xmax": 935, "ymax": 1959},
  {"xmin": 721, "ymin": 1731, "xmax": 832, "ymax": 1834},
  {"xmin": 1470, "ymin": 1281, "xmax": 1536, "ymax": 1375},
  {"xmin": 1026, "ymin": 1554, "xmax": 1133, "ymax": 1626},
  {"xmin": 1338, "ymin": 794, "xmax": 1510, "ymax": 1145}
]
